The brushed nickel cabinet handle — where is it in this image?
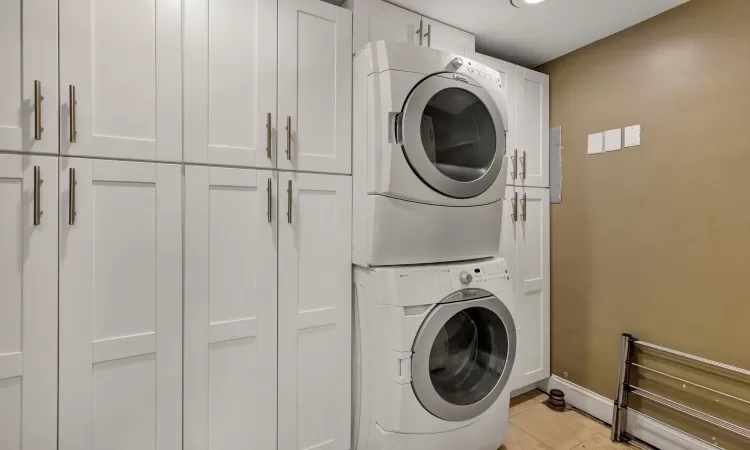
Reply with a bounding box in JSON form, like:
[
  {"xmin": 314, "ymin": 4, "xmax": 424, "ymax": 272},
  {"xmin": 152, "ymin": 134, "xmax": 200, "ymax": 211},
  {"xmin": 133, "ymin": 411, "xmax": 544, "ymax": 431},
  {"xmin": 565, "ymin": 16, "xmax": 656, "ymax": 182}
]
[
  {"xmin": 266, "ymin": 112, "xmax": 272, "ymax": 159},
  {"xmin": 511, "ymin": 149, "xmax": 517, "ymax": 180},
  {"xmin": 69, "ymin": 168, "xmax": 77, "ymax": 225},
  {"xmin": 33, "ymin": 166, "xmax": 43, "ymax": 225},
  {"xmin": 521, "ymin": 192, "xmax": 527, "ymax": 222},
  {"xmin": 286, "ymin": 179, "xmax": 292, "ymax": 224},
  {"xmin": 285, "ymin": 116, "xmax": 292, "ymax": 160},
  {"xmin": 426, "ymin": 24, "xmax": 431, "ymax": 47},
  {"xmin": 511, "ymin": 191, "xmax": 518, "ymax": 223},
  {"xmin": 267, "ymin": 177, "xmax": 272, "ymax": 223},
  {"xmin": 520, "ymin": 150, "xmax": 526, "ymax": 180},
  {"xmin": 417, "ymin": 19, "xmax": 423, "ymax": 45},
  {"xmin": 34, "ymin": 80, "xmax": 44, "ymax": 140},
  {"xmin": 69, "ymin": 85, "xmax": 77, "ymax": 143}
]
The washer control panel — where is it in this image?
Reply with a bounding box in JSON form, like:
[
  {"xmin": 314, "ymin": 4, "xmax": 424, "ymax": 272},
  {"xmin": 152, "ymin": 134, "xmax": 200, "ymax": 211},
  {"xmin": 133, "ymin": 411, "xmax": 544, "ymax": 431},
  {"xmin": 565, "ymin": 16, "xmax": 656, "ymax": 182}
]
[{"xmin": 438, "ymin": 259, "xmax": 512, "ymax": 295}]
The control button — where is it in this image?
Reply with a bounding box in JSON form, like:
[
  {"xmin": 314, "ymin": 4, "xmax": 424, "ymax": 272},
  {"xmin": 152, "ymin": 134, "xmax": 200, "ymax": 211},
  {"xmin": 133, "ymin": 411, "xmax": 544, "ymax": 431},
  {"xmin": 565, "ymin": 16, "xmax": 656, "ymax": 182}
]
[
  {"xmin": 459, "ymin": 271, "xmax": 473, "ymax": 284},
  {"xmin": 451, "ymin": 57, "xmax": 464, "ymax": 69}
]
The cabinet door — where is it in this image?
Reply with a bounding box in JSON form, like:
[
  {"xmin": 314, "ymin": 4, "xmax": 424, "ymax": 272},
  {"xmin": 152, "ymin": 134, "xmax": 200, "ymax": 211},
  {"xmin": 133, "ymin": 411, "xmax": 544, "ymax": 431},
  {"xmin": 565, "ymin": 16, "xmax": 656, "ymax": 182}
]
[
  {"xmin": 514, "ymin": 187, "xmax": 550, "ymax": 388},
  {"xmin": 59, "ymin": 159, "xmax": 183, "ymax": 450},
  {"xmin": 421, "ymin": 17, "xmax": 475, "ymax": 56},
  {"xmin": 515, "ymin": 67, "xmax": 549, "ymax": 188},
  {"xmin": 0, "ymin": 0, "xmax": 58, "ymax": 154},
  {"xmin": 278, "ymin": 0, "xmax": 352, "ymax": 174},
  {"xmin": 278, "ymin": 172, "xmax": 352, "ymax": 450},
  {"xmin": 351, "ymin": 0, "xmax": 422, "ymax": 54},
  {"xmin": 183, "ymin": 166, "xmax": 277, "ymax": 450},
  {"xmin": 184, "ymin": 0, "xmax": 277, "ymax": 168},
  {"xmin": 59, "ymin": 0, "xmax": 182, "ymax": 161},
  {"xmin": 469, "ymin": 53, "xmax": 517, "ymax": 186},
  {"xmin": 0, "ymin": 155, "xmax": 58, "ymax": 450}
]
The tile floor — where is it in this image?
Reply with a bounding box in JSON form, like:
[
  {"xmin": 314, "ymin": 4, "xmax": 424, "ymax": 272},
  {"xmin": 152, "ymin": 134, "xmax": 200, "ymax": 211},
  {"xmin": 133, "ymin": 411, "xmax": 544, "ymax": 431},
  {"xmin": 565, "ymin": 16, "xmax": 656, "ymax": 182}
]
[{"xmin": 500, "ymin": 390, "xmax": 632, "ymax": 450}]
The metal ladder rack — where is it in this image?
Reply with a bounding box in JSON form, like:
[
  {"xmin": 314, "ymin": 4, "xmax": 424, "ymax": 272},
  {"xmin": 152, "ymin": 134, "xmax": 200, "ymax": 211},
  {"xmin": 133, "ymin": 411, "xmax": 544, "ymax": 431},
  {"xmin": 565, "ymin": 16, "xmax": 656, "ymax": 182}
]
[{"xmin": 611, "ymin": 334, "xmax": 750, "ymax": 449}]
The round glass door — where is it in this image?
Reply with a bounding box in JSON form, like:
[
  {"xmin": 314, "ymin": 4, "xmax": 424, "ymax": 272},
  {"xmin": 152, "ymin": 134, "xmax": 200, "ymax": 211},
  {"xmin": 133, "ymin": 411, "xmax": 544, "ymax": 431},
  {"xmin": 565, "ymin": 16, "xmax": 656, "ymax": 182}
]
[
  {"xmin": 411, "ymin": 294, "xmax": 516, "ymax": 422},
  {"xmin": 401, "ymin": 74, "xmax": 506, "ymax": 199}
]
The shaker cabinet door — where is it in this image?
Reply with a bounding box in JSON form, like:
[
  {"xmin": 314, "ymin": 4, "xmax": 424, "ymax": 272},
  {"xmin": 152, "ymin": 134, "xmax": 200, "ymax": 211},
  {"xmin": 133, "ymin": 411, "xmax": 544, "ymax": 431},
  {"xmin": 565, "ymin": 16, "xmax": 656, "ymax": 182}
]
[
  {"xmin": 278, "ymin": 0, "xmax": 352, "ymax": 174},
  {"xmin": 515, "ymin": 67, "xmax": 549, "ymax": 188},
  {"xmin": 59, "ymin": 159, "xmax": 183, "ymax": 450}
]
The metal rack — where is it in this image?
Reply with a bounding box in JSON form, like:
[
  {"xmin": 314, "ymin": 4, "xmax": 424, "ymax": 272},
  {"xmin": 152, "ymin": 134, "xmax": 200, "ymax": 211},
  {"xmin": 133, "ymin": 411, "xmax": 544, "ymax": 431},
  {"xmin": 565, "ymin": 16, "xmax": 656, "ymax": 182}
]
[{"xmin": 611, "ymin": 334, "xmax": 750, "ymax": 449}]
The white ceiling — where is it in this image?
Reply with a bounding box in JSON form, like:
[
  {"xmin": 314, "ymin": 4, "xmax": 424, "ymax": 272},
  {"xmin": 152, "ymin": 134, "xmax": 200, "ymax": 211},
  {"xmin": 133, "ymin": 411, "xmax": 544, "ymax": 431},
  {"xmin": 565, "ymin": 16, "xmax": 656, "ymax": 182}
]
[{"xmin": 385, "ymin": 0, "xmax": 690, "ymax": 67}]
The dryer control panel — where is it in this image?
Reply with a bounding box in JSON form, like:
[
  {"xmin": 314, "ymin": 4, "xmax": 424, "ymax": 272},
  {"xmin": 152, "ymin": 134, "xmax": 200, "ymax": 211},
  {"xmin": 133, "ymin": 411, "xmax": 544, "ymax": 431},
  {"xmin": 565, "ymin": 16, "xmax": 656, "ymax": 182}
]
[{"xmin": 438, "ymin": 259, "xmax": 512, "ymax": 296}]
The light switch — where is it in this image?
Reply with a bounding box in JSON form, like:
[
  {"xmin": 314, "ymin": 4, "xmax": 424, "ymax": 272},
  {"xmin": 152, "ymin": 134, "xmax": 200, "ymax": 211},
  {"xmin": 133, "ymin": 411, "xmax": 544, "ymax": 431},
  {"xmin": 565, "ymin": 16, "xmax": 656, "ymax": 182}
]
[
  {"xmin": 604, "ymin": 128, "xmax": 622, "ymax": 152},
  {"xmin": 624, "ymin": 125, "xmax": 641, "ymax": 147},
  {"xmin": 587, "ymin": 132, "xmax": 603, "ymax": 155}
]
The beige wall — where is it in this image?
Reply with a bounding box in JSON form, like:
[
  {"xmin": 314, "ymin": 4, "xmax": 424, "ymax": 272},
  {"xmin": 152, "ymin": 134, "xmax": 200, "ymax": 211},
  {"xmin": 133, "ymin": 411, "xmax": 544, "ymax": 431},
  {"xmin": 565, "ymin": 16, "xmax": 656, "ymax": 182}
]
[{"xmin": 537, "ymin": 0, "xmax": 750, "ymax": 446}]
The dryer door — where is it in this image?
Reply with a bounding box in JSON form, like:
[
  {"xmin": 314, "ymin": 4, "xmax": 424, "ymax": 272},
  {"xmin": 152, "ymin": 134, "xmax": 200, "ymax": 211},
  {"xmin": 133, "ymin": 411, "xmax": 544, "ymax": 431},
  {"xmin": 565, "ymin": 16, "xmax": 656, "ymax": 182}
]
[
  {"xmin": 399, "ymin": 73, "xmax": 506, "ymax": 199},
  {"xmin": 411, "ymin": 292, "xmax": 516, "ymax": 422}
]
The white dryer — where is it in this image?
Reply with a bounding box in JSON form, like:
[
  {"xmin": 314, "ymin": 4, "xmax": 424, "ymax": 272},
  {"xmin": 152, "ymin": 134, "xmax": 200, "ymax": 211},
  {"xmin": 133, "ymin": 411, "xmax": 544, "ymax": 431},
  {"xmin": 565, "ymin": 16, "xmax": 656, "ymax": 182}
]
[
  {"xmin": 353, "ymin": 258, "xmax": 517, "ymax": 450},
  {"xmin": 353, "ymin": 41, "xmax": 509, "ymax": 267}
]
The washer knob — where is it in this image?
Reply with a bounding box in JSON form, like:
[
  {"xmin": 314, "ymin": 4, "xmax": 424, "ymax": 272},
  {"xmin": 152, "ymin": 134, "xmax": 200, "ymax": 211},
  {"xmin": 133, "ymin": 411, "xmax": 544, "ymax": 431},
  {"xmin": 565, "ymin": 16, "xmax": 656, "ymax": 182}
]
[
  {"xmin": 459, "ymin": 271, "xmax": 473, "ymax": 284},
  {"xmin": 451, "ymin": 57, "xmax": 464, "ymax": 69}
]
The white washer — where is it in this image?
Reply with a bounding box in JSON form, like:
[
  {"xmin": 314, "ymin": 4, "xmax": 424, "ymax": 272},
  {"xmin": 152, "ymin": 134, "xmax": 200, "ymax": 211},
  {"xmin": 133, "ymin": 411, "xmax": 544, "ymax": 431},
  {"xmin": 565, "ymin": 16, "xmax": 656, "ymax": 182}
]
[
  {"xmin": 353, "ymin": 41, "xmax": 509, "ymax": 267},
  {"xmin": 353, "ymin": 258, "xmax": 517, "ymax": 450}
]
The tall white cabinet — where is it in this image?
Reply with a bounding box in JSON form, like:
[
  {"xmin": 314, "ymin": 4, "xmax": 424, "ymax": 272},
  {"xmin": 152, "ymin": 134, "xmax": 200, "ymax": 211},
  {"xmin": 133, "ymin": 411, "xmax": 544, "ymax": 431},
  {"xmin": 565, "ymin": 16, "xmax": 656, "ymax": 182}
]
[
  {"xmin": 346, "ymin": 0, "xmax": 475, "ymax": 56},
  {"xmin": 474, "ymin": 52, "xmax": 551, "ymax": 390},
  {"xmin": 0, "ymin": 155, "xmax": 58, "ymax": 450}
]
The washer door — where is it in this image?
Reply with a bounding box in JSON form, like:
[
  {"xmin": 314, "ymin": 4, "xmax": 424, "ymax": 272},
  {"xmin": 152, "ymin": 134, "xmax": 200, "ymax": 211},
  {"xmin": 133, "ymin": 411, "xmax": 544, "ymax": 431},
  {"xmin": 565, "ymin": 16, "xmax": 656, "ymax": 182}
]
[
  {"xmin": 399, "ymin": 73, "xmax": 506, "ymax": 199},
  {"xmin": 411, "ymin": 292, "xmax": 517, "ymax": 422}
]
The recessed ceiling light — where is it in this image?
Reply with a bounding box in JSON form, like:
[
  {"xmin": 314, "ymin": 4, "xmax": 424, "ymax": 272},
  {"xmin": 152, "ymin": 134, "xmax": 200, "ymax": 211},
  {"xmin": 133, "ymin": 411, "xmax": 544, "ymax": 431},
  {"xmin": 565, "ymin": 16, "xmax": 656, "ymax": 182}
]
[{"xmin": 510, "ymin": 0, "xmax": 546, "ymax": 7}]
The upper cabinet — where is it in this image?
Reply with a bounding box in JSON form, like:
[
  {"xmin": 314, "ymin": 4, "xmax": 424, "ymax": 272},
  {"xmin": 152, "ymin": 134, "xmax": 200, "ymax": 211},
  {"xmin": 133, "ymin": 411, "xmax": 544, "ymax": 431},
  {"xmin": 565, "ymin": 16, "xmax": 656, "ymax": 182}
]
[
  {"xmin": 59, "ymin": 0, "xmax": 183, "ymax": 162},
  {"xmin": 347, "ymin": 0, "xmax": 475, "ymax": 56},
  {"xmin": 515, "ymin": 67, "xmax": 550, "ymax": 188},
  {"xmin": 184, "ymin": 0, "xmax": 277, "ymax": 168},
  {"xmin": 0, "ymin": 0, "xmax": 59, "ymax": 155},
  {"xmin": 278, "ymin": 0, "xmax": 352, "ymax": 174},
  {"xmin": 420, "ymin": 17, "xmax": 475, "ymax": 56}
]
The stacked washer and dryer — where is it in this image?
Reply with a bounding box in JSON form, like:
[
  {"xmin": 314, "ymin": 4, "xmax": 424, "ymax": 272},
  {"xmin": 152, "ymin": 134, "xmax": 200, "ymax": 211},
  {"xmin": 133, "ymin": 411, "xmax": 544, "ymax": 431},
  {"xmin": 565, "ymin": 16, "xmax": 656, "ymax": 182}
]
[{"xmin": 352, "ymin": 41, "xmax": 519, "ymax": 450}]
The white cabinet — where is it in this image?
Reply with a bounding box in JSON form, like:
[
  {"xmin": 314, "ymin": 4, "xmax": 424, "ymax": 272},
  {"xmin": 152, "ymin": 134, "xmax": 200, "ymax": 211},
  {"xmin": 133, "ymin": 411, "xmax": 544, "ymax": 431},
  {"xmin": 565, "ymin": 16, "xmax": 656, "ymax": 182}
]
[
  {"xmin": 278, "ymin": 0, "xmax": 352, "ymax": 174},
  {"xmin": 500, "ymin": 186, "xmax": 550, "ymax": 389},
  {"xmin": 349, "ymin": 0, "xmax": 422, "ymax": 53},
  {"xmin": 347, "ymin": 0, "xmax": 475, "ymax": 56},
  {"xmin": 183, "ymin": 166, "xmax": 278, "ymax": 450},
  {"xmin": 421, "ymin": 17, "xmax": 475, "ymax": 56},
  {"xmin": 58, "ymin": 159, "xmax": 183, "ymax": 450},
  {"xmin": 514, "ymin": 67, "xmax": 550, "ymax": 188},
  {"xmin": 0, "ymin": 155, "xmax": 58, "ymax": 450},
  {"xmin": 278, "ymin": 172, "xmax": 352, "ymax": 450},
  {"xmin": 59, "ymin": 0, "xmax": 182, "ymax": 161},
  {"xmin": 0, "ymin": 0, "xmax": 58, "ymax": 155},
  {"xmin": 184, "ymin": 0, "xmax": 277, "ymax": 168}
]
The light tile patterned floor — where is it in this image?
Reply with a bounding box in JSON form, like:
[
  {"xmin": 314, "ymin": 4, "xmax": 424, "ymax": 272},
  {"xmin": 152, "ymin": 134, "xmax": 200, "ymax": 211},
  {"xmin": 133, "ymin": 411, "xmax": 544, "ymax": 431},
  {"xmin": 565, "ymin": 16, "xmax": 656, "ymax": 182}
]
[{"xmin": 500, "ymin": 391, "xmax": 632, "ymax": 450}]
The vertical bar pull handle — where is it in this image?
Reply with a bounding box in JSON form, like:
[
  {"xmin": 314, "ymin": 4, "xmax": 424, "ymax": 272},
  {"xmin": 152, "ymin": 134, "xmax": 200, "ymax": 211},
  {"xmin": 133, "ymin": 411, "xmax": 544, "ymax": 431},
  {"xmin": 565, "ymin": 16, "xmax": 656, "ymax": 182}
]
[
  {"xmin": 521, "ymin": 192, "xmax": 527, "ymax": 222},
  {"xmin": 286, "ymin": 180, "xmax": 293, "ymax": 224},
  {"xmin": 511, "ymin": 149, "xmax": 518, "ymax": 179},
  {"xmin": 267, "ymin": 178, "xmax": 272, "ymax": 223},
  {"xmin": 33, "ymin": 166, "xmax": 43, "ymax": 225},
  {"xmin": 417, "ymin": 19, "xmax": 423, "ymax": 45},
  {"xmin": 426, "ymin": 24, "xmax": 431, "ymax": 47},
  {"xmin": 520, "ymin": 150, "xmax": 527, "ymax": 180},
  {"xmin": 34, "ymin": 80, "xmax": 43, "ymax": 140},
  {"xmin": 511, "ymin": 191, "xmax": 518, "ymax": 223},
  {"xmin": 69, "ymin": 168, "xmax": 77, "ymax": 225},
  {"xmin": 69, "ymin": 85, "xmax": 78, "ymax": 143},
  {"xmin": 285, "ymin": 116, "xmax": 292, "ymax": 161},
  {"xmin": 266, "ymin": 112, "xmax": 272, "ymax": 159}
]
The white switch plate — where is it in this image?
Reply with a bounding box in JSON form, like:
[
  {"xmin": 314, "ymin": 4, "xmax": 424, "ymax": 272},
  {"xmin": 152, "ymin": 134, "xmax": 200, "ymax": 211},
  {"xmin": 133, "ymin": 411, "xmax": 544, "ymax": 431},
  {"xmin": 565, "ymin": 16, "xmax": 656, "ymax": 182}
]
[
  {"xmin": 587, "ymin": 132, "xmax": 603, "ymax": 155},
  {"xmin": 604, "ymin": 129, "xmax": 622, "ymax": 152},
  {"xmin": 624, "ymin": 125, "xmax": 641, "ymax": 147}
]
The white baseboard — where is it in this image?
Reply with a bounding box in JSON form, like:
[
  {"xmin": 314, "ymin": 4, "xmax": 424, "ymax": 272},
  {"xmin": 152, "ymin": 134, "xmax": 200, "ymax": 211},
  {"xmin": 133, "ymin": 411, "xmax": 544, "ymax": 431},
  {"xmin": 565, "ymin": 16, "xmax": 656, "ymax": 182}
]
[{"xmin": 538, "ymin": 376, "xmax": 717, "ymax": 450}]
